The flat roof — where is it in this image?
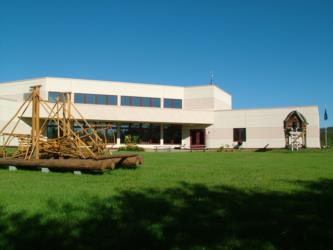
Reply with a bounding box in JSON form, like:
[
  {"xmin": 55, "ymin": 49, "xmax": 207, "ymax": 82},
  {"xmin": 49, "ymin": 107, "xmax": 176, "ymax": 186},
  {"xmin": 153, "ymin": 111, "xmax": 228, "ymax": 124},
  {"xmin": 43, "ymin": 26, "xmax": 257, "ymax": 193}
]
[
  {"xmin": 215, "ymin": 105, "xmax": 318, "ymax": 112},
  {"xmin": 0, "ymin": 76, "xmax": 230, "ymax": 94}
]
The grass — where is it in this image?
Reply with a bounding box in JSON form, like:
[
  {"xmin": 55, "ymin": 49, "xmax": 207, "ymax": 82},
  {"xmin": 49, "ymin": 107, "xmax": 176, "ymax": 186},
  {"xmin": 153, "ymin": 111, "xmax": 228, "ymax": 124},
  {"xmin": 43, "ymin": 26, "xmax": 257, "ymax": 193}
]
[{"xmin": 0, "ymin": 150, "xmax": 333, "ymax": 249}]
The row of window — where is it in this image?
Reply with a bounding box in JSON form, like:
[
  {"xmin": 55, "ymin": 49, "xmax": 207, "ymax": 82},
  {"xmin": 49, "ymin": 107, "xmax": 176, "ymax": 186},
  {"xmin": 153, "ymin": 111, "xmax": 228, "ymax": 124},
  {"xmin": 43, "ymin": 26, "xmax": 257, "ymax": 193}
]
[
  {"xmin": 48, "ymin": 92, "xmax": 182, "ymax": 109},
  {"xmin": 47, "ymin": 122, "xmax": 182, "ymax": 144},
  {"xmin": 74, "ymin": 93, "xmax": 117, "ymax": 105},
  {"xmin": 47, "ymin": 121, "xmax": 245, "ymax": 145},
  {"xmin": 121, "ymin": 96, "xmax": 161, "ymax": 108}
]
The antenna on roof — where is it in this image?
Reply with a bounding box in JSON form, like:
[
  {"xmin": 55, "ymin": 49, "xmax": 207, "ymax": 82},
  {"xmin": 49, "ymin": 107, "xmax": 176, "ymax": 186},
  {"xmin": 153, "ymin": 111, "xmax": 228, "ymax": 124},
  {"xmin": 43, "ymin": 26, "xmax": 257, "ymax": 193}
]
[{"xmin": 209, "ymin": 71, "xmax": 214, "ymax": 85}]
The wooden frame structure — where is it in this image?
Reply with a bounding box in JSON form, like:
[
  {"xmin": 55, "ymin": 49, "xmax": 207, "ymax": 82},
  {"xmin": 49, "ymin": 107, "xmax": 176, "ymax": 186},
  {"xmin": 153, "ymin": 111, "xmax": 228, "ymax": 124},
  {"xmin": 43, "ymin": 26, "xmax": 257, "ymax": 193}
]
[
  {"xmin": 0, "ymin": 86, "xmax": 143, "ymax": 171},
  {"xmin": 0, "ymin": 86, "xmax": 106, "ymax": 160}
]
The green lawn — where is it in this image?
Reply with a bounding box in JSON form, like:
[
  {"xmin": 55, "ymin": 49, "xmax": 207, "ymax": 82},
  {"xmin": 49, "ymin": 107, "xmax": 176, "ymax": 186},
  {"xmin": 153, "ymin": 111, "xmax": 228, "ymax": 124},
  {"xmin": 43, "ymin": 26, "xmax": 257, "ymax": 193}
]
[{"xmin": 0, "ymin": 150, "xmax": 332, "ymax": 250}]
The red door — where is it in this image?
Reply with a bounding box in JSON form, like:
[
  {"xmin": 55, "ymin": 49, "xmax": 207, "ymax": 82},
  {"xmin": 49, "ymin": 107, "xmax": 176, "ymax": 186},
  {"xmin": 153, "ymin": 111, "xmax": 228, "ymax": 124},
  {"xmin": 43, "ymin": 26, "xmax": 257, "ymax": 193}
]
[{"xmin": 190, "ymin": 129, "xmax": 205, "ymax": 146}]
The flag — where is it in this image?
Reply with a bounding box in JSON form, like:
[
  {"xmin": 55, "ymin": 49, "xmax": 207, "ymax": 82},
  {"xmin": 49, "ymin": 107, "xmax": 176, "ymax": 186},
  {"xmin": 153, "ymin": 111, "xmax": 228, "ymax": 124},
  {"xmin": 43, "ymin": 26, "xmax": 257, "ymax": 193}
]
[{"xmin": 324, "ymin": 108, "xmax": 328, "ymax": 121}]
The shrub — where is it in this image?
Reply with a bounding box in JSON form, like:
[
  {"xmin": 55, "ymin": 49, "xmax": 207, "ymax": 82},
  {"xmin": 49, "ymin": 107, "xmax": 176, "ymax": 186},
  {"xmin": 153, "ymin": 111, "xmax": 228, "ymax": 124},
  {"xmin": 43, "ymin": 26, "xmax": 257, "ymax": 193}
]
[
  {"xmin": 217, "ymin": 145, "xmax": 224, "ymax": 152},
  {"xmin": 124, "ymin": 135, "xmax": 139, "ymax": 144},
  {"xmin": 118, "ymin": 145, "xmax": 145, "ymax": 152}
]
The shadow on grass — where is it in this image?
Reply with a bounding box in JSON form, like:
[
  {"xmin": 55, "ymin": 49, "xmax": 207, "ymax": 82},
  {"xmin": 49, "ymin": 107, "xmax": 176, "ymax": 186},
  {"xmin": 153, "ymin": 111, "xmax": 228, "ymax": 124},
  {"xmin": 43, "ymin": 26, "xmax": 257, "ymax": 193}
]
[{"xmin": 0, "ymin": 179, "xmax": 332, "ymax": 250}]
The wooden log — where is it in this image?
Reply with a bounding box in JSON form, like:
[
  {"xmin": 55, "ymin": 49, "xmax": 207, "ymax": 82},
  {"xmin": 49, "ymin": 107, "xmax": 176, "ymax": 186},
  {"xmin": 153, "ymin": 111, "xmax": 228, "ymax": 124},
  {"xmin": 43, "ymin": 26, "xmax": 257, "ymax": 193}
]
[
  {"xmin": 95, "ymin": 154, "xmax": 144, "ymax": 168},
  {"xmin": 120, "ymin": 156, "xmax": 144, "ymax": 168},
  {"xmin": 94, "ymin": 154, "xmax": 139, "ymax": 160},
  {"xmin": 0, "ymin": 155, "xmax": 142, "ymax": 172},
  {"xmin": 0, "ymin": 159, "xmax": 112, "ymax": 171}
]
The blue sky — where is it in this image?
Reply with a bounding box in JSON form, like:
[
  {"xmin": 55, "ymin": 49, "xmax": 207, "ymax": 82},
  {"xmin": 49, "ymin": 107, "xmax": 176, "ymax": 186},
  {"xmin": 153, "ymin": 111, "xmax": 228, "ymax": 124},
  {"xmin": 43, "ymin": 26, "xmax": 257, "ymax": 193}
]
[{"xmin": 0, "ymin": 0, "xmax": 332, "ymax": 127}]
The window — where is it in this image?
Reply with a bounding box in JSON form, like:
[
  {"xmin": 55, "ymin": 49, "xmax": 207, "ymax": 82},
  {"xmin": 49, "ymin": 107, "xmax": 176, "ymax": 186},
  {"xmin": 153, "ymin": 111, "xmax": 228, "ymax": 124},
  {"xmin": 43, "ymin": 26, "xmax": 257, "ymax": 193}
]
[
  {"xmin": 132, "ymin": 97, "xmax": 140, "ymax": 106},
  {"xmin": 47, "ymin": 121, "xmax": 58, "ymax": 138},
  {"xmin": 173, "ymin": 99, "xmax": 182, "ymax": 109},
  {"xmin": 48, "ymin": 92, "xmax": 68, "ymax": 102},
  {"xmin": 120, "ymin": 123, "xmax": 160, "ymax": 144},
  {"xmin": 121, "ymin": 96, "xmax": 161, "ymax": 108},
  {"xmin": 86, "ymin": 94, "xmax": 95, "ymax": 104},
  {"xmin": 107, "ymin": 95, "xmax": 117, "ymax": 105},
  {"xmin": 74, "ymin": 93, "xmax": 85, "ymax": 103},
  {"xmin": 164, "ymin": 124, "xmax": 182, "ymax": 144},
  {"xmin": 233, "ymin": 128, "xmax": 246, "ymax": 142},
  {"xmin": 74, "ymin": 93, "xmax": 117, "ymax": 105},
  {"xmin": 97, "ymin": 95, "xmax": 106, "ymax": 105},
  {"xmin": 151, "ymin": 98, "xmax": 161, "ymax": 107},
  {"xmin": 142, "ymin": 97, "xmax": 150, "ymax": 107},
  {"xmin": 104, "ymin": 125, "xmax": 117, "ymax": 143},
  {"xmin": 73, "ymin": 121, "xmax": 117, "ymax": 144},
  {"xmin": 164, "ymin": 99, "xmax": 172, "ymax": 108},
  {"xmin": 164, "ymin": 98, "xmax": 182, "ymax": 109},
  {"xmin": 121, "ymin": 96, "xmax": 131, "ymax": 106}
]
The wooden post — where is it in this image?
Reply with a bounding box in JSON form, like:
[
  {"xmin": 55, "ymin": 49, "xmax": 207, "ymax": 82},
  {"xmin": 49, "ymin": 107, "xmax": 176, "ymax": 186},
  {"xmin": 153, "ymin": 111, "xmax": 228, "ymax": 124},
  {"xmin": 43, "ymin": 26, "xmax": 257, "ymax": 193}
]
[
  {"xmin": 30, "ymin": 86, "xmax": 41, "ymax": 160},
  {"xmin": 67, "ymin": 93, "xmax": 71, "ymax": 136},
  {"xmin": 35, "ymin": 88, "xmax": 40, "ymax": 159},
  {"xmin": 62, "ymin": 94, "xmax": 67, "ymax": 136}
]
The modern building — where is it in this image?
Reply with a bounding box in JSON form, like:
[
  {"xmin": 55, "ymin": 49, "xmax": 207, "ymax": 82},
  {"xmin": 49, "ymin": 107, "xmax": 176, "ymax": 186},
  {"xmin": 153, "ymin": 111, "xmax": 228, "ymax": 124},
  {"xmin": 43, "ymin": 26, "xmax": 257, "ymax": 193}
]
[{"xmin": 0, "ymin": 77, "xmax": 321, "ymax": 149}]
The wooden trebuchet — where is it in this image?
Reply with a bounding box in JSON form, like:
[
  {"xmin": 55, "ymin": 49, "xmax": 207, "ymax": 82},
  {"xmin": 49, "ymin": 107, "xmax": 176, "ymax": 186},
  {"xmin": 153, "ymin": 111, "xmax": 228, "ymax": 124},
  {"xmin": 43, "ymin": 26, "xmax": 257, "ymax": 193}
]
[{"xmin": 0, "ymin": 85, "xmax": 144, "ymax": 172}]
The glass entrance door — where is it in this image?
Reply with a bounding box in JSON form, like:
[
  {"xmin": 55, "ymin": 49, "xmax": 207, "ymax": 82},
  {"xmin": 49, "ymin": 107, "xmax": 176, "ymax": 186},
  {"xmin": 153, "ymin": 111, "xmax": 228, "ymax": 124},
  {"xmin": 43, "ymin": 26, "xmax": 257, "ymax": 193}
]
[{"xmin": 190, "ymin": 129, "xmax": 205, "ymax": 146}]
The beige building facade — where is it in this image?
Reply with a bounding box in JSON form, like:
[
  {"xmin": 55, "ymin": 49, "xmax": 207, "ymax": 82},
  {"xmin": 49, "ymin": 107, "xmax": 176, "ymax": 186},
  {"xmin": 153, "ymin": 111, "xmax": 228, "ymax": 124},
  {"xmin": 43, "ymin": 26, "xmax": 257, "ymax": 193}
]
[{"xmin": 0, "ymin": 77, "xmax": 321, "ymax": 149}]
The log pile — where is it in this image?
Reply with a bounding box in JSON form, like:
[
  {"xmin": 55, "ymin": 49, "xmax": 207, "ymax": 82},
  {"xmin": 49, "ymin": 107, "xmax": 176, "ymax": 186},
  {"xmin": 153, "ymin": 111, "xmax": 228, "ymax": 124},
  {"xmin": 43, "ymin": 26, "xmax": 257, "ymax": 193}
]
[{"xmin": 0, "ymin": 154, "xmax": 143, "ymax": 172}]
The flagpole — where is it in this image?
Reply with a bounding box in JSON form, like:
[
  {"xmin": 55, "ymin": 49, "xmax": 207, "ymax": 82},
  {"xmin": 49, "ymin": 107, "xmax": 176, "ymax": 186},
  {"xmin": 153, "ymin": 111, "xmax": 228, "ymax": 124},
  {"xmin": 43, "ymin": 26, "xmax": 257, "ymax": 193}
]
[
  {"xmin": 325, "ymin": 119, "xmax": 328, "ymax": 148},
  {"xmin": 324, "ymin": 105, "xmax": 328, "ymax": 148}
]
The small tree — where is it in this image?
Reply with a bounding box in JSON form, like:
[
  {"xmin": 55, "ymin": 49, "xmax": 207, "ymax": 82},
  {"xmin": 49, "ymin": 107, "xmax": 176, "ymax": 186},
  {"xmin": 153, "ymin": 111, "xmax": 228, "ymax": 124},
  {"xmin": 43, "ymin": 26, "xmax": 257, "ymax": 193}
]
[{"xmin": 124, "ymin": 135, "xmax": 139, "ymax": 145}]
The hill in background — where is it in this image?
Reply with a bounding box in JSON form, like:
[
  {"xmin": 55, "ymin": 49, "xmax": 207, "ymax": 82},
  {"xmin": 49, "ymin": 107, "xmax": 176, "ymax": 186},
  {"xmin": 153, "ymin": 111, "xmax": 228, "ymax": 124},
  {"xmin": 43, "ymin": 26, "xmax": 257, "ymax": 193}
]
[{"xmin": 320, "ymin": 127, "xmax": 333, "ymax": 147}]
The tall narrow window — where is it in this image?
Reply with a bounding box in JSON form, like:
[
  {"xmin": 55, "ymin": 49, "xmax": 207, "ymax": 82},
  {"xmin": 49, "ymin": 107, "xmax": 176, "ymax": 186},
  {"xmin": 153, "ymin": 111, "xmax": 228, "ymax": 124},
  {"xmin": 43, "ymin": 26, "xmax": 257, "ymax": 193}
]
[{"xmin": 164, "ymin": 125, "xmax": 182, "ymax": 144}]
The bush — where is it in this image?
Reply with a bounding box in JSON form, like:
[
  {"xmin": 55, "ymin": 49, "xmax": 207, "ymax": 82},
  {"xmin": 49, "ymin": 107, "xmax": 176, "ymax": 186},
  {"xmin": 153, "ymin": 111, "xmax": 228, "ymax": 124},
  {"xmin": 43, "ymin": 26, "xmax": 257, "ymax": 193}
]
[
  {"xmin": 124, "ymin": 135, "xmax": 139, "ymax": 144},
  {"xmin": 217, "ymin": 146, "xmax": 224, "ymax": 152},
  {"xmin": 118, "ymin": 145, "xmax": 145, "ymax": 152}
]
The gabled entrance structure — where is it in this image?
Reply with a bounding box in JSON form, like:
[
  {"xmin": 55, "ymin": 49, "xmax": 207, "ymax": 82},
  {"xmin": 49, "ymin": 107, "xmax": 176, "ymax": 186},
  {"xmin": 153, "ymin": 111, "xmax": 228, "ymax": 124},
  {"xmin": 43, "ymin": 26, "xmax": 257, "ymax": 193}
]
[{"xmin": 284, "ymin": 110, "xmax": 308, "ymax": 149}]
